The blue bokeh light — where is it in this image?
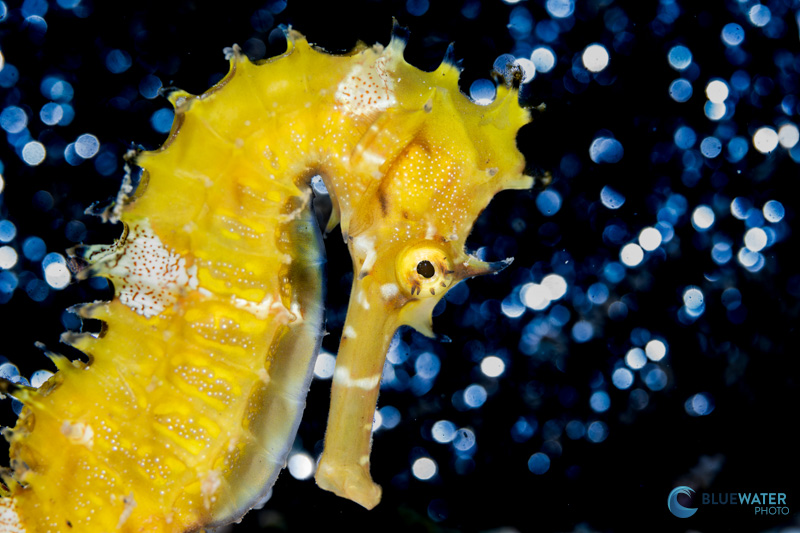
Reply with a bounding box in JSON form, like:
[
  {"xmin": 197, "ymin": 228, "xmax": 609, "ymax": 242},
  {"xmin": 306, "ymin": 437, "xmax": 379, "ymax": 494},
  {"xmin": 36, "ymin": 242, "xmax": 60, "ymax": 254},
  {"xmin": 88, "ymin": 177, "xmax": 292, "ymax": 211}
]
[
  {"xmin": 528, "ymin": 452, "xmax": 551, "ymax": 474},
  {"xmin": 589, "ymin": 391, "xmax": 610, "ymax": 413},
  {"xmin": 721, "ymin": 23, "xmax": 744, "ymax": 46},
  {"xmin": 669, "ymin": 79, "xmax": 693, "ymax": 102},
  {"xmin": 536, "ymin": 190, "xmax": 562, "ymax": 216},
  {"xmin": 151, "ymin": 108, "xmax": 175, "ymax": 134},
  {"xmin": 106, "ymin": 49, "xmax": 132, "ymax": 74},
  {"xmin": 667, "ymin": 45, "xmax": 692, "ymax": 70}
]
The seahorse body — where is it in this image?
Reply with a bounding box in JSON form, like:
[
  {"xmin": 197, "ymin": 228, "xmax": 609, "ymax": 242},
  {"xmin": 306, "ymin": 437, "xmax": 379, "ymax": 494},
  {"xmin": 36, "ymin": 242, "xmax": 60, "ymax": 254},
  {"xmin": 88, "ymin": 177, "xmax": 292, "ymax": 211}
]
[{"xmin": 0, "ymin": 24, "xmax": 531, "ymax": 532}]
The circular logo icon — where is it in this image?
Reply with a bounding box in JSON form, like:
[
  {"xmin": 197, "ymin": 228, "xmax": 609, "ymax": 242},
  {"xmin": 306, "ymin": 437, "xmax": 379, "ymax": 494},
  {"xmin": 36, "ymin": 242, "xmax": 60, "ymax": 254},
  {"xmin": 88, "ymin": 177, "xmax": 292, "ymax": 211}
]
[{"xmin": 668, "ymin": 486, "xmax": 698, "ymax": 518}]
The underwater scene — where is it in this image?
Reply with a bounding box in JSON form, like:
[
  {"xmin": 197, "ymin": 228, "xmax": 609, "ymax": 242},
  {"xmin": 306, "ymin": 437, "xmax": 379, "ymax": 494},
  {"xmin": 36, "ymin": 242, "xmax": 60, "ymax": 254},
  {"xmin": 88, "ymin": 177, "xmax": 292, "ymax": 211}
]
[{"xmin": 0, "ymin": 0, "xmax": 798, "ymax": 532}]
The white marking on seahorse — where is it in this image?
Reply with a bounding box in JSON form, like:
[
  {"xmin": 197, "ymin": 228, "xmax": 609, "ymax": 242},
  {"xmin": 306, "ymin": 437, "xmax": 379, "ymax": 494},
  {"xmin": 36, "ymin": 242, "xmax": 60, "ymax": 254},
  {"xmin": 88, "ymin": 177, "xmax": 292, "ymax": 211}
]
[
  {"xmin": 357, "ymin": 289, "xmax": 371, "ymax": 310},
  {"xmin": 380, "ymin": 283, "xmax": 399, "ymax": 300},
  {"xmin": 61, "ymin": 420, "xmax": 94, "ymax": 449},
  {"xmin": 344, "ymin": 325, "xmax": 358, "ymax": 339},
  {"xmin": 230, "ymin": 294, "xmax": 276, "ymax": 320},
  {"xmin": 229, "ymin": 294, "xmax": 304, "ymax": 325},
  {"xmin": 92, "ymin": 220, "xmax": 198, "ymax": 318},
  {"xmin": 290, "ymin": 301, "xmax": 304, "ymax": 324},
  {"xmin": 333, "ymin": 366, "xmax": 381, "ymax": 390},
  {"xmin": 353, "ymin": 235, "xmax": 377, "ymax": 276},
  {"xmin": 335, "ymin": 51, "xmax": 397, "ymax": 117},
  {"xmin": 116, "ymin": 493, "xmax": 136, "ymax": 530},
  {"xmin": 0, "ymin": 497, "xmax": 25, "ymax": 533},
  {"xmin": 425, "ymin": 223, "xmax": 437, "ymax": 240},
  {"xmin": 201, "ymin": 470, "xmax": 222, "ymax": 510}
]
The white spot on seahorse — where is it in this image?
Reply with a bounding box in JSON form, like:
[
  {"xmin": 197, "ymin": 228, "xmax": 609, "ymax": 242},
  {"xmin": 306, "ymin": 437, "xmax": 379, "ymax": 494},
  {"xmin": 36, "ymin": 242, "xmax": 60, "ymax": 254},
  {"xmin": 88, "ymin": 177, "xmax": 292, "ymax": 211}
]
[
  {"xmin": 344, "ymin": 325, "xmax": 358, "ymax": 339},
  {"xmin": 61, "ymin": 421, "xmax": 94, "ymax": 449},
  {"xmin": 380, "ymin": 283, "xmax": 399, "ymax": 300},
  {"xmin": 333, "ymin": 366, "xmax": 381, "ymax": 390},
  {"xmin": 116, "ymin": 493, "xmax": 137, "ymax": 530},
  {"xmin": 357, "ymin": 289, "xmax": 370, "ymax": 310},
  {"xmin": 0, "ymin": 497, "xmax": 25, "ymax": 533},
  {"xmin": 86, "ymin": 220, "xmax": 197, "ymax": 318},
  {"xmin": 187, "ymin": 264, "xmax": 199, "ymax": 290},
  {"xmin": 290, "ymin": 301, "xmax": 304, "ymax": 324},
  {"xmin": 231, "ymin": 294, "xmax": 277, "ymax": 320},
  {"xmin": 335, "ymin": 51, "xmax": 397, "ymax": 117},
  {"xmin": 425, "ymin": 223, "xmax": 437, "ymax": 240},
  {"xmin": 201, "ymin": 470, "xmax": 223, "ymax": 510},
  {"xmin": 353, "ymin": 235, "xmax": 377, "ymax": 276},
  {"xmin": 230, "ymin": 294, "xmax": 304, "ymax": 324}
]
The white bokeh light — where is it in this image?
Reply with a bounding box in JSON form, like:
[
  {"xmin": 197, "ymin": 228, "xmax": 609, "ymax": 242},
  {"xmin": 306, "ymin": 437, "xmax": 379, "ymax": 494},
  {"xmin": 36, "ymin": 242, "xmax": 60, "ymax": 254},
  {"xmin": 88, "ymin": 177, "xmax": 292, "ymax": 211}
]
[
  {"xmin": 75, "ymin": 133, "xmax": 100, "ymax": 159},
  {"xmin": 625, "ymin": 348, "xmax": 647, "ymax": 370},
  {"xmin": 531, "ymin": 47, "xmax": 556, "ymax": 73},
  {"xmin": 683, "ymin": 287, "xmax": 704, "ymax": 310},
  {"xmin": 44, "ymin": 262, "xmax": 71, "ymax": 289},
  {"xmin": 705, "ymin": 79, "xmax": 729, "ymax": 103},
  {"xmin": 313, "ymin": 350, "xmax": 336, "ymax": 379},
  {"xmin": 412, "ymin": 457, "xmax": 437, "ymax": 480},
  {"xmin": 778, "ymin": 123, "xmax": 799, "ymax": 148},
  {"xmin": 541, "ymin": 274, "xmax": 567, "ymax": 300},
  {"xmin": 0, "ymin": 246, "xmax": 18, "ymax": 269},
  {"xmin": 521, "ymin": 282, "xmax": 551, "ymax": 310},
  {"xmin": 480, "ymin": 355, "xmax": 506, "ymax": 378},
  {"xmin": 514, "ymin": 57, "xmax": 536, "ymax": 83},
  {"xmin": 737, "ymin": 247, "xmax": 760, "ymax": 268},
  {"xmin": 582, "ymin": 44, "xmax": 609, "ymax": 73},
  {"xmin": 22, "ymin": 141, "xmax": 46, "ymax": 166},
  {"xmin": 288, "ymin": 452, "xmax": 315, "ymax": 480},
  {"xmin": 638, "ymin": 227, "xmax": 662, "ymax": 251},
  {"xmin": 620, "ymin": 243, "xmax": 644, "ymax": 267},
  {"xmin": 704, "ymin": 101, "xmax": 726, "ymax": 121},
  {"xmin": 753, "ymin": 127, "xmax": 779, "ymax": 153},
  {"xmin": 30, "ymin": 369, "xmax": 54, "ymax": 388},
  {"xmin": 691, "ymin": 205, "xmax": 715, "ymax": 231},
  {"xmin": 645, "ymin": 340, "xmax": 667, "ymax": 361},
  {"xmin": 744, "ymin": 227, "xmax": 767, "ymax": 252}
]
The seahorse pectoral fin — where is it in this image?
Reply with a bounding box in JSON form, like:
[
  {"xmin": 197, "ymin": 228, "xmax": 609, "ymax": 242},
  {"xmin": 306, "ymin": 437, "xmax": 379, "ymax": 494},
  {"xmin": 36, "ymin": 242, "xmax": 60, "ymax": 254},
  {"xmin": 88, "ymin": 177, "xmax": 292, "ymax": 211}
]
[{"xmin": 315, "ymin": 279, "xmax": 399, "ymax": 510}]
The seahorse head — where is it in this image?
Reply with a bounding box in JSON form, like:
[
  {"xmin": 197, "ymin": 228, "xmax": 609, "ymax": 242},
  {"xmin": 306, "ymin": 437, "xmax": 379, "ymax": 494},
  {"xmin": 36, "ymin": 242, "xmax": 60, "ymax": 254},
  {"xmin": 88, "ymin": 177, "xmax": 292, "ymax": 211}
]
[{"xmin": 332, "ymin": 28, "xmax": 534, "ymax": 337}]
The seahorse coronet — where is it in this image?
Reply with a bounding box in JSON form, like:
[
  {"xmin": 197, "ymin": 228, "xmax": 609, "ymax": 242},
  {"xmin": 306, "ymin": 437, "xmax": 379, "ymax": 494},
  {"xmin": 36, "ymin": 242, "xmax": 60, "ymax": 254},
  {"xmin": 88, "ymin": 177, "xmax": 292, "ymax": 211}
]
[{"xmin": 0, "ymin": 23, "xmax": 532, "ymax": 532}]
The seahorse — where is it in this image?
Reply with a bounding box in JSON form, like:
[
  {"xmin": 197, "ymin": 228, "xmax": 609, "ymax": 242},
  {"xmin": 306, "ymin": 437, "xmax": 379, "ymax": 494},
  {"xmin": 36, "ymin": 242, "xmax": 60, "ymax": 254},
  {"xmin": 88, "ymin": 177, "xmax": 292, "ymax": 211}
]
[{"xmin": 0, "ymin": 23, "xmax": 532, "ymax": 532}]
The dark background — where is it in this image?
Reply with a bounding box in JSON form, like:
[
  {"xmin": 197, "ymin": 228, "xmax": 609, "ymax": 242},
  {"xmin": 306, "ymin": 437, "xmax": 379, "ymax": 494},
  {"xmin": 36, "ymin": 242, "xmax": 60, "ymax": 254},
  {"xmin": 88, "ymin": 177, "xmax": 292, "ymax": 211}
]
[{"xmin": 1, "ymin": 0, "xmax": 799, "ymax": 532}]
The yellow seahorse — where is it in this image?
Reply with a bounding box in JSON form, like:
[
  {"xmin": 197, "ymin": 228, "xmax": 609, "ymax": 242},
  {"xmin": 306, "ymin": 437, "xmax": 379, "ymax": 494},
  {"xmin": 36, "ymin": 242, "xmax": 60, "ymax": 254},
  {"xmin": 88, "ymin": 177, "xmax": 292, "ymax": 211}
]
[{"xmin": 0, "ymin": 23, "xmax": 532, "ymax": 532}]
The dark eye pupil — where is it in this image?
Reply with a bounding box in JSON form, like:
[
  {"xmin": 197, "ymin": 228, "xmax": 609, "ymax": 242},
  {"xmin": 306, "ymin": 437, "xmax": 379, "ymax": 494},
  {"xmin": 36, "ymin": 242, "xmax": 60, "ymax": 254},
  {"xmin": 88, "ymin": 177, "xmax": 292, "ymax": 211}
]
[{"xmin": 416, "ymin": 260, "xmax": 435, "ymax": 279}]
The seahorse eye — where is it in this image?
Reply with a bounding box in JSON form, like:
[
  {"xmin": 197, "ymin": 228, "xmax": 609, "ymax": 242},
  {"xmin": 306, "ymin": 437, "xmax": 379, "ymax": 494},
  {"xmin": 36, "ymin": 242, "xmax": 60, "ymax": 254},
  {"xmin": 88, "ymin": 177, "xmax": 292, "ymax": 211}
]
[
  {"xmin": 416, "ymin": 260, "xmax": 435, "ymax": 279},
  {"xmin": 395, "ymin": 242, "xmax": 454, "ymax": 298}
]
